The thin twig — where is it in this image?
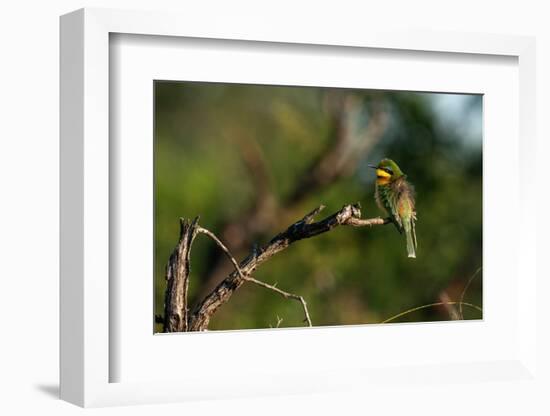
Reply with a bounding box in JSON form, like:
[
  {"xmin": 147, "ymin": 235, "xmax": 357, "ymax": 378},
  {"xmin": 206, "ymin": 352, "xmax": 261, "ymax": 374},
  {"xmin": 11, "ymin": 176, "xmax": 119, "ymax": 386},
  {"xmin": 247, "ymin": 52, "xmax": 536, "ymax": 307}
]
[
  {"xmin": 301, "ymin": 205, "xmax": 326, "ymax": 224},
  {"xmin": 270, "ymin": 315, "xmax": 283, "ymax": 328},
  {"xmin": 197, "ymin": 226, "xmax": 313, "ymax": 327},
  {"xmin": 345, "ymin": 216, "xmax": 391, "ymax": 227},
  {"xmin": 244, "ymin": 276, "xmax": 312, "ymax": 327},
  {"xmin": 197, "ymin": 226, "xmax": 245, "ymax": 279}
]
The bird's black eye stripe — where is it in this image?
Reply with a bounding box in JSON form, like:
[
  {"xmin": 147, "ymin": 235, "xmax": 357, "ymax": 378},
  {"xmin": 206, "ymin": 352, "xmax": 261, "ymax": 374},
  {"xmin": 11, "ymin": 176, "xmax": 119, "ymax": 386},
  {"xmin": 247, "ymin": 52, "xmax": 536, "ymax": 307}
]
[{"xmin": 383, "ymin": 167, "xmax": 393, "ymax": 175}]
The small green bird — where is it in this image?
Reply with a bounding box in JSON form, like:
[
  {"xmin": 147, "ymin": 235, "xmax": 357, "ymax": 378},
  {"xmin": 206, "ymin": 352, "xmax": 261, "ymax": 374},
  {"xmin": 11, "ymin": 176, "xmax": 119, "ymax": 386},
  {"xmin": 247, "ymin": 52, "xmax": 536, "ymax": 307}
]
[{"xmin": 369, "ymin": 158, "xmax": 417, "ymax": 258}]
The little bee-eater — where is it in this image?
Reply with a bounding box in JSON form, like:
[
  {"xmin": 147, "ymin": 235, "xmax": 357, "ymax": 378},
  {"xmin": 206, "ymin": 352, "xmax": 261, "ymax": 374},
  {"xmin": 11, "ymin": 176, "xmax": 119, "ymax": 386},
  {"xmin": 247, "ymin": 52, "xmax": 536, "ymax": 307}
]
[{"xmin": 369, "ymin": 158, "xmax": 417, "ymax": 258}]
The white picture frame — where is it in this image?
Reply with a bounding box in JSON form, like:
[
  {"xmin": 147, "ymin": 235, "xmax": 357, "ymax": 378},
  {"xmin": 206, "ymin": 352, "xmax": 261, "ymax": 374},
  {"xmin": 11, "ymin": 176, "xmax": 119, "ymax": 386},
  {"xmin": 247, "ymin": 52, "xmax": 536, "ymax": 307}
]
[{"xmin": 60, "ymin": 7, "xmax": 537, "ymax": 408}]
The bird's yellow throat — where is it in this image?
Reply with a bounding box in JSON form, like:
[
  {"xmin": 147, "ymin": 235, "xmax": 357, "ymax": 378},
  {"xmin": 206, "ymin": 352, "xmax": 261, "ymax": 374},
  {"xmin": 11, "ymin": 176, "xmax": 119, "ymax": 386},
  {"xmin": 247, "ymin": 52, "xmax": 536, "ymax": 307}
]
[{"xmin": 376, "ymin": 168, "xmax": 392, "ymax": 185}]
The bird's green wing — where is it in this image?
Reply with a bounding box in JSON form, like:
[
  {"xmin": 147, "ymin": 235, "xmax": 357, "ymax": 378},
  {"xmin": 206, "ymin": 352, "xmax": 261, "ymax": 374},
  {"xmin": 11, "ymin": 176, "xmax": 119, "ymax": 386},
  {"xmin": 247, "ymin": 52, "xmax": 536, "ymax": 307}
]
[{"xmin": 377, "ymin": 183, "xmax": 403, "ymax": 231}]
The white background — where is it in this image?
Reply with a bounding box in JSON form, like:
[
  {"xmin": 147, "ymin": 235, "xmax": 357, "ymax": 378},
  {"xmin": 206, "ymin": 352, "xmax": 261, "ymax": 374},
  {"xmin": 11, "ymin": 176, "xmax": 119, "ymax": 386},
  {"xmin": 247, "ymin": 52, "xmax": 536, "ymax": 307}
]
[{"xmin": 1, "ymin": 1, "xmax": 548, "ymax": 415}]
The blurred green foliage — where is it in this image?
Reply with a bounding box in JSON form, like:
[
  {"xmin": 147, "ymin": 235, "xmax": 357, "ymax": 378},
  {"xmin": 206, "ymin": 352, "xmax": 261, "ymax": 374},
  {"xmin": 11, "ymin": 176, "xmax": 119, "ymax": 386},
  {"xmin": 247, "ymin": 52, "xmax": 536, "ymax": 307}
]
[{"xmin": 154, "ymin": 81, "xmax": 482, "ymax": 332}]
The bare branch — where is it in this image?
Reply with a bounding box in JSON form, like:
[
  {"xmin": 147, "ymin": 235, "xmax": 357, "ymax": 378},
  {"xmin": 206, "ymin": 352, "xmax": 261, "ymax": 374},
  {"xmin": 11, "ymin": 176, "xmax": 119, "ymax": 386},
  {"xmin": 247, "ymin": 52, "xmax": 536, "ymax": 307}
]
[
  {"xmin": 188, "ymin": 203, "xmax": 388, "ymax": 331},
  {"xmin": 301, "ymin": 205, "xmax": 326, "ymax": 224},
  {"xmin": 196, "ymin": 226, "xmax": 245, "ymax": 279},
  {"xmin": 244, "ymin": 276, "xmax": 312, "ymax": 327},
  {"xmin": 197, "ymin": 225, "xmax": 313, "ymax": 327},
  {"xmin": 163, "ymin": 217, "xmax": 200, "ymax": 332}
]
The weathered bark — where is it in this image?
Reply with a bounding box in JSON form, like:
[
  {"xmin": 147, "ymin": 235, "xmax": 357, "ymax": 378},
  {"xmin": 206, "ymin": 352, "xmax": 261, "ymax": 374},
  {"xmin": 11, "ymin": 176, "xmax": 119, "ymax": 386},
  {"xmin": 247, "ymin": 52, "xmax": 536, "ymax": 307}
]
[{"xmin": 163, "ymin": 217, "xmax": 200, "ymax": 332}]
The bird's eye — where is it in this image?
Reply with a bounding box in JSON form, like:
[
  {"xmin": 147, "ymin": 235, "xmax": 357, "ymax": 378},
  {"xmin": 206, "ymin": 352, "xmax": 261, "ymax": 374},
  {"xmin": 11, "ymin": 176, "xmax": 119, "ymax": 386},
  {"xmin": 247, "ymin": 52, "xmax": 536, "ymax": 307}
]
[{"xmin": 385, "ymin": 168, "xmax": 393, "ymax": 175}]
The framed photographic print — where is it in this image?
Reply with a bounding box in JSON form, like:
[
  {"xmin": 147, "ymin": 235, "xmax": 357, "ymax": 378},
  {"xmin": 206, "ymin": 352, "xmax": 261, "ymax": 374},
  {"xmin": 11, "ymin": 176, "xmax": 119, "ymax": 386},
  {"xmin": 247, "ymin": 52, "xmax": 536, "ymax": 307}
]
[
  {"xmin": 152, "ymin": 81, "xmax": 483, "ymax": 333},
  {"xmin": 60, "ymin": 7, "xmax": 537, "ymax": 408}
]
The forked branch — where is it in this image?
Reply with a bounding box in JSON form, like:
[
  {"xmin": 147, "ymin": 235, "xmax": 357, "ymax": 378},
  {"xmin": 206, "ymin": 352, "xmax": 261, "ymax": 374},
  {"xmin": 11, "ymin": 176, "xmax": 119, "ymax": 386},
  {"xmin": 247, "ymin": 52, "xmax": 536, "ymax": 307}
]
[
  {"xmin": 186, "ymin": 203, "xmax": 389, "ymax": 331},
  {"xmin": 197, "ymin": 226, "xmax": 313, "ymax": 327},
  {"xmin": 162, "ymin": 203, "xmax": 390, "ymax": 332}
]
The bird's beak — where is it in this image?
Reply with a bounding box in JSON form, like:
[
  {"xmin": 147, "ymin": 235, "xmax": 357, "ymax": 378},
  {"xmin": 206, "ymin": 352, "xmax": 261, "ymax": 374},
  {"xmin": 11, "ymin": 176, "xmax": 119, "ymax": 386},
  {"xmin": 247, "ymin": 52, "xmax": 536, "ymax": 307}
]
[{"xmin": 368, "ymin": 164, "xmax": 378, "ymax": 169}]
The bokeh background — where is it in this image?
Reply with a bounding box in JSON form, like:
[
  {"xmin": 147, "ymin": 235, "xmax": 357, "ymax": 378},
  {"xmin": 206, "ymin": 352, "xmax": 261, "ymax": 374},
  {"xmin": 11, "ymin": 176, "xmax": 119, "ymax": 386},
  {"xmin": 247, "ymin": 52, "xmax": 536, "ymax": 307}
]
[{"xmin": 154, "ymin": 81, "xmax": 482, "ymax": 332}]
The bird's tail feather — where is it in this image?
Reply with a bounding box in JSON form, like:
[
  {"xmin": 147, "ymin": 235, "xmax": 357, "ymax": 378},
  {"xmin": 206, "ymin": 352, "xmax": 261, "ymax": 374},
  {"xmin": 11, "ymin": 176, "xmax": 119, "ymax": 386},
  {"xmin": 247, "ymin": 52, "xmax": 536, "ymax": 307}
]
[{"xmin": 405, "ymin": 218, "xmax": 416, "ymax": 259}]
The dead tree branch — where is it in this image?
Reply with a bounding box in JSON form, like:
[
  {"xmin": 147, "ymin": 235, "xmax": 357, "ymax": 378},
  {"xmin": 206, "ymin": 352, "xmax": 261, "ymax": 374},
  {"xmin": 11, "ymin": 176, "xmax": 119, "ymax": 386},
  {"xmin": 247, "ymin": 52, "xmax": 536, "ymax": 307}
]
[
  {"xmin": 187, "ymin": 204, "xmax": 389, "ymax": 331},
  {"xmin": 197, "ymin": 226, "xmax": 313, "ymax": 327},
  {"xmin": 163, "ymin": 217, "xmax": 200, "ymax": 332},
  {"xmin": 245, "ymin": 276, "xmax": 312, "ymax": 327}
]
